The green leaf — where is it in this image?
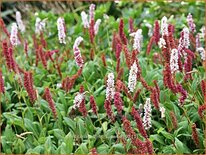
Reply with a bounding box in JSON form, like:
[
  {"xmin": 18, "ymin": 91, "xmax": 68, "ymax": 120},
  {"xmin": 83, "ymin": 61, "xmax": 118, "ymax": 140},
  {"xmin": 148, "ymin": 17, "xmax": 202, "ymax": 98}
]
[
  {"xmin": 75, "ymin": 143, "xmax": 89, "ymax": 154},
  {"xmin": 63, "ymin": 117, "xmax": 76, "ymax": 131},
  {"xmin": 64, "ymin": 132, "xmax": 74, "ymax": 154}
]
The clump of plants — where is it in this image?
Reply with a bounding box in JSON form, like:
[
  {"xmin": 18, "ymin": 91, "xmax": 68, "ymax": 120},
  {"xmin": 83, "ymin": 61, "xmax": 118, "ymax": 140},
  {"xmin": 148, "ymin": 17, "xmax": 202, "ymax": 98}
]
[{"xmin": 0, "ymin": 2, "xmax": 206, "ymax": 154}]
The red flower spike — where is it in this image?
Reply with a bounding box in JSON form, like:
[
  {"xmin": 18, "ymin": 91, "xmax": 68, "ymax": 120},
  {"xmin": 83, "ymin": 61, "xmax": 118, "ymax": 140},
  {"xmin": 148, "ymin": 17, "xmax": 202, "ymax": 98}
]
[
  {"xmin": 0, "ymin": 69, "xmax": 5, "ymax": 94},
  {"xmin": 131, "ymin": 106, "xmax": 148, "ymax": 138},
  {"xmin": 101, "ymin": 53, "xmax": 107, "ymax": 67},
  {"xmin": 150, "ymin": 87, "xmax": 160, "ymax": 109},
  {"xmin": 90, "ymin": 95, "xmax": 98, "ymax": 115},
  {"xmin": 145, "ymin": 139, "xmax": 154, "ymax": 154},
  {"xmin": 90, "ymin": 48, "xmax": 94, "ymax": 60},
  {"xmin": 89, "ymin": 19, "xmax": 95, "ymax": 44},
  {"xmin": 24, "ymin": 40, "xmax": 29, "ymax": 58},
  {"xmin": 0, "ymin": 18, "xmax": 10, "ymax": 37},
  {"xmin": 146, "ymin": 36, "xmax": 154, "ymax": 55},
  {"xmin": 43, "ymin": 87, "xmax": 57, "ymax": 119},
  {"xmin": 24, "ymin": 71, "xmax": 37, "ymax": 103},
  {"xmin": 123, "ymin": 45, "xmax": 131, "ymax": 68},
  {"xmin": 170, "ymin": 111, "xmax": 177, "ymax": 129},
  {"xmin": 140, "ymin": 76, "xmax": 153, "ymax": 91},
  {"xmin": 129, "ymin": 18, "xmax": 134, "ymax": 33},
  {"xmin": 168, "ymin": 32, "xmax": 176, "ymax": 49},
  {"xmin": 133, "ymin": 88, "xmax": 141, "ymax": 103},
  {"xmin": 90, "ymin": 148, "xmax": 97, "ymax": 155},
  {"xmin": 114, "ymin": 92, "xmax": 123, "ymax": 115},
  {"xmin": 153, "ymin": 20, "xmax": 160, "ymax": 44},
  {"xmin": 104, "ymin": 99, "xmax": 115, "ymax": 122},
  {"xmin": 184, "ymin": 55, "xmax": 193, "ymax": 81},
  {"xmin": 201, "ymin": 80, "xmax": 206, "ymax": 96},
  {"xmin": 122, "ymin": 116, "xmax": 146, "ymax": 153},
  {"xmin": 38, "ymin": 45, "xmax": 47, "ymax": 69},
  {"xmin": 198, "ymin": 104, "xmax": 206, "ymax": 118},
  {"xmin": 192, "ymin": 123, "xmax": 200, "ymax": 147},
  {"xmin": 119, "ymin": 18, "xmax": 127, "ymax": 45}
]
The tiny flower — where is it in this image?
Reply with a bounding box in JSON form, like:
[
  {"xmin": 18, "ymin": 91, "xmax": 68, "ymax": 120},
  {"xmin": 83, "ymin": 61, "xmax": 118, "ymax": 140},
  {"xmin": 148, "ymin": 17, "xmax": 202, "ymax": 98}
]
[
  {"xmin": 16, "ymin": 11, "xmax": 25, "ymax": 32},
  {"xmin": 161, "ymin": 16, "xmax": 168, "ymax": 36},
  {"xmin": 106, "ymin": 73, "xmax": 115, "ymax": 100},
  {"xmin": 10, "ymin": 23, "xmax": 19, "ymax": 46},
  {"xmin": 159, "ymin": 106, "xmax": 166, "ymax": 118},
  {"xmin": 130, "ymin": 29, "xmax": 143, "ymax": 51},
  {"xmin": 73, "ymin": 36, "xmax": 84, "ymax": 67},
  {"xmin": 56, "ymin": 83, "xmax": 62, "ymax": 89},
  {"xmin": 187, "ymin": 13, "xmax": 196, "ymax": 33},
  {"xmin": 143, "ymin": 98, "xmax": 152, "ymax": 130},
  {"xmin": 94, "ymin": 19, "xmax": 101, "ymax": 35},
  {"xmin": 103, "ymin": 14, "xmax": 109, "ymax": 20},
  {"xmin": 158, "ymin": 37, "xmax": 166, "ymax": 48},
  {"xmin": 81, "ymin": 11, "xmax": 90, "ymax": 28},
  {"xmin": 170, "ymin": 49, "xmax": 179, "ymax": 73},
  {"xmin": 197, "ymin": 47, "xmax": 205, "ymax": 60},
  {"xmin": 128, "ymin": 61, "xmax": 138, "ymax": 92},
  {"xmin": 35, "ymin": 17, "xmax": 46, "ymax": 34},
  {"xmin": 57, "ymin": 17, "xmax": 66, "ymax": 44}
]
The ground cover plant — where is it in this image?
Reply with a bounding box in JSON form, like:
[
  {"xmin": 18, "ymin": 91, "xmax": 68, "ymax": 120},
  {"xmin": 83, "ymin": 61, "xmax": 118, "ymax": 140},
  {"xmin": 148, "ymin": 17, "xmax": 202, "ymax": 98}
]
[{"xmin": 0, "ymin": 1, "xmax": 206, "ymax": 154}]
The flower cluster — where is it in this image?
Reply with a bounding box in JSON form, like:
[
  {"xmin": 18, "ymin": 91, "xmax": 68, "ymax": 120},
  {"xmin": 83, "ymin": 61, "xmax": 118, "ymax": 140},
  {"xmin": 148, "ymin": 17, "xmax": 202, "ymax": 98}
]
[
  {"xmin": 131, "ymin": 106, "xmax": 148, "ymax": 138},
  {"xmin": 0, "ymin": 69, "xmax": 5, "ymax": 94},
  {"xmin": 80, "ymin": 4, "xmax": 101, "ymax": 43},
  {"xmin": 128, "ymin": 61, "xmax": 138, "ymax": 92},
  {"xmin": 57, "ymin": 17, "xmax": 66, "ymax": 44},
  {"xmin": 161, "ymin": 16, "xmax": 168, "ymax": 36},
  {"xmin": 73, "ymin": 36, "xmax": 84, "ymax": 67},
  {"xmin": 170, "ymin": 48, "xmax": 179, "ymax": 73},
  {"xmin": 23, "ymin": 71, "xmax": 37, "ymax": 103},
  {"xmin": 197, "ymin": 47, "xmax": 205, "ymax": 60},
  {"xmin": 90, "ymin": 95, "xmax": 98, "ymax": 115},
  {"xmin": 104, "ymin": 99, "xmax": 115, "ymax": 122},
  {"xmin": 143, "ymin": 98, "xmax": 152, "ymax": 130},
  {"xmin": 130, "ymin": 29, "xmax": 143, "ymax": 52},
  {"xmin": 78, "ymin": 85, "xmax": 87, "ymax": 117},
  {"xmin": 10, "ymin": 23, "xmax": 19, "ymax": 46},
  {"xmin": 158, "ymin": 37, "xmax": 166, "ymax": 49},
  {"xmin": 81, "ymin": 11, "xmax": 90, "ymax": 28},
  {"xmin": 106, "ymin": 73, "xmax": 115, "ymax": 100},
  {"xmin": 16, "ymin": 11, "xmax": 25, "ymax": 32},
  {"xmin": 122, "ymin": 116, "xmax": 147, "ymax": 153},
  {"xmin": 187, "ymin": 13, "xmax": 196, "ymax": 33},
  {"xmin": 191, "ymin": 123, "xmax": 199, "ymax": 147},
  {"xmin": 114, "ymin": 91, "xmax": 123, "ymax": 115},
  {"xmin": 159, "ymin": 106, "xmax": 166, "ymax": 118},
  {"xmin": 35, "ymin": 17, "xmax": 46, "ymax": 34},
  {"xmin": 43, "ymin": 87, "xmax": 57, "ymax": 119}
]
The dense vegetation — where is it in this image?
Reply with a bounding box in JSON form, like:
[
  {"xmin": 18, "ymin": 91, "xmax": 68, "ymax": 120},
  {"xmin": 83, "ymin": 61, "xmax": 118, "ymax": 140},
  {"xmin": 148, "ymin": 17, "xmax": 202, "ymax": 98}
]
[{"xmin": 0, "ymin": 1, "xmax": 206, "ymax": 154}]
